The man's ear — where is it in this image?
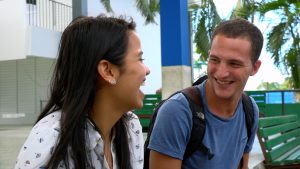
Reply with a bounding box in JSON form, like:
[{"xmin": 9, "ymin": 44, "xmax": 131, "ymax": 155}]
[
  {"xmin": 97, "ymin": 60, "xmax": 118, "ymax": 83},
  {"xmin": 251, "ymin": 60, "xmax": 261, "ymax": 76}
]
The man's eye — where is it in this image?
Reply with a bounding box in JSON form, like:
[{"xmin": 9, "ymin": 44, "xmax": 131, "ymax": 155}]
[
  {"xmin": 209, "ymin": 58, "xmax": 218, "ymax": 63},
  {"xmin": 230, "ymin": 62, "xmax": 242, "ymax": 67}
]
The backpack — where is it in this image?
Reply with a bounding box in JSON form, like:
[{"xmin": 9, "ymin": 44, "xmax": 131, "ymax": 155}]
[{"xmin": 143, "ymin": 76, "xmax": 254, "ymax": 169}]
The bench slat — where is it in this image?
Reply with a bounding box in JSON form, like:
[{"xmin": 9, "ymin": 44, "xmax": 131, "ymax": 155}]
[
  {"xmin": 260, "ymin": 122, "xmax": 300, "ymax": 137},
  {"xmin": 285, "ymin": 146, "xmax": 300, "ymax": 161},
  {"xmin": 258, "ymin": 115, "xmax": 300, "ymax": 167},
  {"xmin": 268, "ymin": 136, "xmax": 300, "ymax": 161},
  {"xmin": 265, "ymin": 128, "xmax": 300, "ymax": 149},
  {"xmin": 144, "ymin": 94, "xmax": 161, "ymax": 100},
  {"xmin": 274, "ymin": 145, "xmax": 300, "ymax": 162},
  {"xmin": 259, "ymin": 115, "xmax": 297, "ymax": 128},
  {"xmin": 135, "ymin": 111, "xmax": 154, "ymax": 115},
  {"xmin": 143, "ymin": 100, "xmax": 160, "ymax": 104},
  {"xmin": 136, "ymin": 105, "xmax": 156, "ymax": 109}
]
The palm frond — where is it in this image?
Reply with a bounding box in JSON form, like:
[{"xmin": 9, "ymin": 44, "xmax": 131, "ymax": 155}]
[
  {"xmin": 266, "ymin": 22, "xmax": 288, "ymax": 66},
  {"xmin": 207, "ymin": 0, "xmax": 221, "ymax": 27},
  {"xmin": 284, "ymin": 47, "xmax": 300, "ymax": 88},
  {"xmin": 194, "ymin": 18, "xmax": 210, "ymax": 60},
  {"xmin": 149, "ymin": 0, "xmax": 160, "ymax": 12},
  {"xmin": 135, "ymin": 0, "xmax": 159, "ymax": 24},
  {"xmin": 257, "ymin": 0, "xmax": 288, "ymax": 15},
  {"xmin": 192, "ymin": 0, "xmax": 221, "ymax": 61},
  {"xmin": 100, "ymin": 0, "xmax": 112, "ymax": 12},
  {"xmin": 231, "ymin": 0, "xmax": 257, "ymax": 21}
]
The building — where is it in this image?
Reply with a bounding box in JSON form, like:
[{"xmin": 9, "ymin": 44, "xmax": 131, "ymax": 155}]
[
  {"xmin": 0, "ymin": 0, "xmax": 161, "ymax": 125},
  {"xmin": 0, "ymin": 0, "xmax": 72, "ymax": 125}
]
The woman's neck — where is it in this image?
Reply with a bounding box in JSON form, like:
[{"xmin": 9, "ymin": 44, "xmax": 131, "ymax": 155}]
[{"xmin": 91, "ymin": 91, "xmax": 124, "ymax": 141}]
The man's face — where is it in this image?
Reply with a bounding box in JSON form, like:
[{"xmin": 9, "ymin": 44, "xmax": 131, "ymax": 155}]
[{"xmin": 206, "ymin": 35, "xmax": 261, "ymax": 100}]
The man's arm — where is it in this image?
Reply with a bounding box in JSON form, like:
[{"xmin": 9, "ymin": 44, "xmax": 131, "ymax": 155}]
[
  {"xmin": 149, "ymin": 150, "xmax": 182, "ymax": 169},
  {"xmin": 238, "ymin": 153, "xmax": 249, "ymax": 169}
]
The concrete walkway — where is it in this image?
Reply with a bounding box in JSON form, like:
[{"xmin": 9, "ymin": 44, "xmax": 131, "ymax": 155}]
[
  {"xmin": 0, "ymin": 125, "xmax": 264, "ymax": 169},
  {"xmin": 0, "ymin": 125, "xmax": 32, "ymax": 169}
]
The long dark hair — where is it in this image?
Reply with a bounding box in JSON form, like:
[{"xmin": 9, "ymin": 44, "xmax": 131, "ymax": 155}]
[{"xmin": 37, "ymin": 15, "xmax": 136, "ymax": 169}]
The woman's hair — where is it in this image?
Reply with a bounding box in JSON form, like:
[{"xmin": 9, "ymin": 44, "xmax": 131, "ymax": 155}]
[{"xmin": 37, "ymin": 15, "xmax": 136, "ymax": 169}]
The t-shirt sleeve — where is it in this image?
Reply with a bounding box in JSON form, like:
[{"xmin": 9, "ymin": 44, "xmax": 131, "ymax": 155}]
[
  {"xmin": 14, "ymin": 113, "xmax": 61, "ymax": 169},
  {"xmin": 244, "ymin": 97, "xmax": 259, "ymax": 153},
  {"xmin": 147, "ymin": 93, "xmax": 193, "ymax": 160}
]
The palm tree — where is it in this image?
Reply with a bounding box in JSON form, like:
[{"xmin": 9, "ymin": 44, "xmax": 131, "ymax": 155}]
[
  {"xmin": 193, "ymin": 0, "xmax": 300, "ymax": 88},
  {"xmin": 191, "ymin": 0, "xmax": 254, "ymax": 61},
  {"xmin": 255, "ymin": 0, "xmax": 300, "ymax": 88},
  {"xmin": 226, "ymin": 0, "xmax": 300, "ymax": 88},
  {"xmin": 99, "ymin": 0, "xmax": 160, "ymax": 24},
  {"xmin": 190, "ymin": 0, "xmax": 221, "ymax": 61}
]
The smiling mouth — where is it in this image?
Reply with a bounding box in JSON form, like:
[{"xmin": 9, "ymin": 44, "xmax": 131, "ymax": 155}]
[{"xmin": 215, "ymin": 78, "xmax": 233, "ymax": 85}]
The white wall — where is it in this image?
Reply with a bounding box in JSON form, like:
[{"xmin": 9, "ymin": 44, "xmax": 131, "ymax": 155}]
[
  {"xmin": 0, "ymin": 57, "xmax": 55, "ymax": 124},
  {"xmin": 26, "ymin": 26, "xmax": 61, "ymax": 58},
  {"xmin": 0, "ymin": 0, "xmax": 26, "ymax": 61},
  {"xmin": 87, "ymin": 0, "xmax": 162, "ymax": 94}
]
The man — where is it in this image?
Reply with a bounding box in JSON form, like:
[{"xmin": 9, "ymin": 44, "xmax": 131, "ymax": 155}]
[{"xmin": 147, "ymin": 18, "xmax": 263, "ymax": 169}]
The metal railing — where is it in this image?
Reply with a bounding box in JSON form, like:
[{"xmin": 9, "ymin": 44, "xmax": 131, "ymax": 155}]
[{"xmin": 26, "ymin": 0, "xmax": 72, "ymax": 32}]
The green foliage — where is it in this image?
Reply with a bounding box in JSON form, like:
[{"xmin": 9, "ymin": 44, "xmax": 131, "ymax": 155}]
[
  {"xmin": 100, "ymin": 0, "xmax": 113, "ymax": 12},
  {"xmin": 99, "ymin": 0, "xmax": 159, "ymax": 24},
  {"xmin": 192, "ymin": 0, "xmax": 300, "ymax": 88},
  {"xmin": 258, "ymin": 0, "xmax": 300, "ymax": 88},
  {"xmin": 257, "ymin": 77, "xmax": 293, "ymax": 90},
  {"xmin": 194, "ymin": 17, "xmax": 210, "ymax": 59},
  {"xmin": 136, "ymin": 0, "xmax": 160, "ymax": 24},
  {"xmin": 231, "ymin": 0, "xmax": 257, "ymax": 21},
  {"xmin": 191, "ymin": 0, "xmax": 221, "ymax": 61},
  {"xmin": 266, "ymin": 22, "xmax": 287, "ymax": 66},
  {"xmin": 285, "ymin": 47, "xmax": 300, "ymax": 88}
]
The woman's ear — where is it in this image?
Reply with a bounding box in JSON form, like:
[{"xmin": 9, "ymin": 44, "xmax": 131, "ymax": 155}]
[{"xmin": 97, "ymin": 60, "xmax": 118, "ymax": 85}]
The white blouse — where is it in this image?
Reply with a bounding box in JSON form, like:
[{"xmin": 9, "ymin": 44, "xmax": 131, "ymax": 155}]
[{"xmin": 15, "ymin": 111, "xmax": 144, "ymax": 169}]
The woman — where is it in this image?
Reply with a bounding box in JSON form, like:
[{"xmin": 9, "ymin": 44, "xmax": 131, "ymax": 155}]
[{"xmin": 15, "ymin": 15, "xmax": 150, "ymax": 169}]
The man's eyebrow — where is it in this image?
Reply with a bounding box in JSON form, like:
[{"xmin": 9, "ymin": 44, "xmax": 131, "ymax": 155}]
[
  {"xmin": 208, "ymin": 54, "xmax": 218, "ymax": 58},
  {"xmin": 228, "ymin": 58, "xmax": 244, "ymax": 63}
]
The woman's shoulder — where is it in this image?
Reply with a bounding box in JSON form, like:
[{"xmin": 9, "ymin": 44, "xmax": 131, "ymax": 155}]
[
  {"xmin": 15, "ymin": 111, "xmax": 62, "ymax": 169},
  {"xmin": 35, "ymin": 111, "xmax": 61, "ymax": 127},
  {"xmin": 126, "ymin": 111, "xmax": 144, "ymax": 167},
  {"xmin": 32, "ymin": 111, "xmax": 62, "ymax": 138},
  {"xmin": 126, "ymin": 111, "xmax": 142, "ymax": 132}
]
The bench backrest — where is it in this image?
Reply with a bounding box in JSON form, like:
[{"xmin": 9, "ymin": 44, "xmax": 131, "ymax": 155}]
[
  {"xmin": 134, "ymin": 94, "xmax": 162, "ymax": 130},
  {"xmin": 257, "ymin": 114, "xmax": 300, "ymax": 162}
]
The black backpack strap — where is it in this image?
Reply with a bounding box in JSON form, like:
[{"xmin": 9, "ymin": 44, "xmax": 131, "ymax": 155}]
[
  {"xmin": 181, "ymin": 86, "xmax": 214, "ymax": 160},
  {"xmin": 242, "ymin": 93, "xmax": 254, "ymax": 141},
  {"xmin": 239, "ymin": 93, "xmax": 254, "ymax": 168}
]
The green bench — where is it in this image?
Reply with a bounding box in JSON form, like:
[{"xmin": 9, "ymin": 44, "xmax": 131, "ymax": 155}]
[
  {"xmin": 134, "ymin": 94, "xmax": 161, "ymax": 131},
  {"xmin": 257, "ymin": 114, "xmax": 300, "ymax": 168}
]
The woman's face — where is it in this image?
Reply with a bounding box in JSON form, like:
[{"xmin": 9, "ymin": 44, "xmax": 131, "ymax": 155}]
[{"xmin": 112, "ymin": 31, "xmax": 150, "ymax": 110}]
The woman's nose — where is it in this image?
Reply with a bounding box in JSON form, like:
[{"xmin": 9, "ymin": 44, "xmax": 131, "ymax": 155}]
[{"xmin": 145, "ymin": 65, "xmax": 150, "ymax": 76}]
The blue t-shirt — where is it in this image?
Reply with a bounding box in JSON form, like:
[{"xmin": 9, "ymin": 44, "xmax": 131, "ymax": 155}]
[{"xmin": 148, "ymin": 81, "xmax": 259, "ymax": 169}]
